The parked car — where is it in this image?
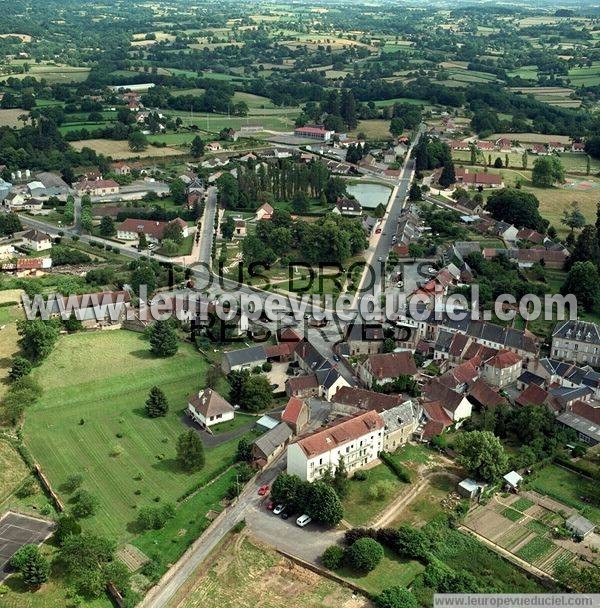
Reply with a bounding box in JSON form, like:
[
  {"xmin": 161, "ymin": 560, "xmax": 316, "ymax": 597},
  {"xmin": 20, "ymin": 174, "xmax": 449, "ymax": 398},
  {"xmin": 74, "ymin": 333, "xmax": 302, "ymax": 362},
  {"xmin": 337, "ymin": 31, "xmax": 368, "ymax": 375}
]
[
  {"xmin": 265, "ymin": 501, "xmax": 274, "ymax": 510},
  {"xmin": 281, "ymin": 511, "xmax": 290, "ymax": 520},
  {"xmin": 333, "ymin": 354, "xmax": 340, "ymax": 362},
  {"xmin": 296, "ymin": 514, "xmax": 312, "ymax": 527},
  {"xmin": 273, "ymin": 504, "xmax": 285, "ymax": 515},
  {"xmin": 257, "ymin": 484, "xmax": 269, "ymax": 496},
  {"xmin": 428, "ymin": 267, "xmax": 436, "ymax": 274},
  {"xmin": 375, "ymin": 228, "xmax": 382, "ymax": 234}
]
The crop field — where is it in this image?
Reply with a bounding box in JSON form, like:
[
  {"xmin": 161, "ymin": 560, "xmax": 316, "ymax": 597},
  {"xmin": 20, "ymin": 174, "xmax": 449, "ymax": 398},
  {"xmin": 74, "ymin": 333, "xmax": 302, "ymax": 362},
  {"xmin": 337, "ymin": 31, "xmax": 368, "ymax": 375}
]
[
  {"xmin": 166, "ymin": 535, "xmax": 370, "ymax": 608},
  {"xmin": 23, "ymin": 331, "xmax": 245, "ymax": 541},
  {"xmin": 70, "ymin": 139, "xmax": 184, "ymax": 159},
  {"xmin": 508, "ymin": 87, "xmax": 580, "ymax": 107},
  {"xmin": 0, "ymin": 109, "xmax": 29, "ymax": 127},
  {"xmin": 0, "ymin": 63, "xmax": 90, "ymax": 83}
]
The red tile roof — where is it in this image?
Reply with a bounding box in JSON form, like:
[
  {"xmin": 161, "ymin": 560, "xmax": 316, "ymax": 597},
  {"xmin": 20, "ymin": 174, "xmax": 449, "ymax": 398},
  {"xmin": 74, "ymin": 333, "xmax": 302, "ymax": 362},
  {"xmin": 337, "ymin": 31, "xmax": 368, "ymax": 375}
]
[
  {"xmin": 117, "ymin": 217, "xmax": 186, "ymax": 240},
  {"xmin": 332, "ymin": 386, "xmax": 403, "ymax": 412},
  {"xmin": 188, "ymin": 388, "xmax": 234, "ymax": 417},
  {"xmin": 366, "ymin": 351, "xmax": 417, "ymax": 380},
  {"xmin": 468, "ymin": 378, "xmax": 507, "ymax": 409},
  {"xmin": 287, "ymin": 374, "xmax": 319, "ymax": 393},
  {"xmin": 292, "ymin": 410, "xmax": 384, "ymax": 458},
  {"xmin": 571, "ymin": 400, "xmax": 600, "ymax": 425},
  {"xmin": 516, "ymin": 383, "xmax": 548, "ymax": 407},
  {"xmin": 281, "ymin": 396, "xmax": 306, "ymax": 426},
  {"xmin": 486, "ymin": 350, "xmax": 522, "ymax": 369}
]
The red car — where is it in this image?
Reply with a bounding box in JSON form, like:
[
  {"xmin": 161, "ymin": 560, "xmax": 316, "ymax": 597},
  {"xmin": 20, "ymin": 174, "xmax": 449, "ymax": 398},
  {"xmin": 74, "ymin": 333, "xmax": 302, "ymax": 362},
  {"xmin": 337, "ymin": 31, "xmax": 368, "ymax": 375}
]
[
  {"xmin": 265, "ymin": 501, "xmax": 274, "ymax": 510},
  {"xmin": 375, "ymin": 228, "xmax": 382, "ymax": 234},
  {"xmin": 257, "ymin": 484, "xmax": 270, "ymax": 496}
]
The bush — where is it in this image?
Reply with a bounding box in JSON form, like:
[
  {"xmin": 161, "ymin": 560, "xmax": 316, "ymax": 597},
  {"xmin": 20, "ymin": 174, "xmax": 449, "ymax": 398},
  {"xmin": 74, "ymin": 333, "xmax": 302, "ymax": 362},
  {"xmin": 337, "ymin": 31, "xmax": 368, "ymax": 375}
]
[
  {"xmin": 375, "ymin": 586, "xmax": 418, "ymax": 608},
  {"xmin": 369, "ymin": 479, "xmax": 395, "ymax": 500},
  {"xmin": 353, "ymin": 470, "xmax": 368, "ymax": 481},
  {"xmin": 136, "ymin": 503, "xmax": 175, "ymax": 530},
  {"xmin": 346, "ymin": 537, "xmax": 384, "ymax": 572},
  {"xmin": 232, "ymin": 519, "xmax": 246, "ymax": 534},
  {"xmin": 379, "ymin": 451, "xmax": 411, "ymax": 483},
  {"xmin": 261, "ymin": 361, "xmax": 272, "ymax": 372},
  {"xmin": 322, "ymin": 545, "xmax": 345, "ymax": 570},
  {"xmin": 71, "ymin": 489, "xmax": 98, "ymax": 519}
]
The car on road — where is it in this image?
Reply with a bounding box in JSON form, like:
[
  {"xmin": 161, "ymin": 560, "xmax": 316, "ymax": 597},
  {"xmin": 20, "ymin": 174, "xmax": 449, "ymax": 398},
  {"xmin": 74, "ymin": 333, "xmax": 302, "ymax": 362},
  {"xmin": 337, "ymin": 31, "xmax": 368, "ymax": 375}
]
[
  {"xmin": 396, "ymin": 281, "xmax": 403, "ymax": 288},
  {"xmin": 378, "ymin": 256, "xmax": 383, "ymax": 262},
  {"xmin": 273, "ymin": 504, "xmax": 285, "ymax": 515},
  {"xmin": 258, "ymin": 484, "xmax": 270, "ymax": 496},
  {"xmin": 266, "ymin": 501, "xmax": 274, "ymax": 510},
  {"xmin": 296, "ymin": 514, "xmax": 312, "ymax": 527},
  {"xmin": 333, "ymin": 354, "xmax": 340, "ymax": 362},
  {"xmin": 270, "ymin": 383, "xmax": 279, "ymax": 391},
  {"xmin": 428, "ymin": 267, "xmax": 437, "ymax": 274}
]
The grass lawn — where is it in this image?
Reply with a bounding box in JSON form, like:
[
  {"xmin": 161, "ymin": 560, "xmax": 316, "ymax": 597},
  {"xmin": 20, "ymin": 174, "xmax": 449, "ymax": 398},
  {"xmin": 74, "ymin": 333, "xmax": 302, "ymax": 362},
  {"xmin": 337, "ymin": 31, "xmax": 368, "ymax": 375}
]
[
  {"xmin": 23, "ymin": 330, "xmax": 242, "ymax": 542},
  {"xmin": 166, "ymin": 535, "xmax": 367, "ymax": 608},
  {"xmin": 0, "ymin": 289, "xmax": 24, "ymax": 400},
  {"xmin": 157, "ymin": 234, "xmax": 195, "ymax": 256},
  {"xmin": 343, "ymin": 463, "xmax": 406, "ymax": 527},
  {"xmin": 0, "ymin": 438, "xmax": 28, "ymax": 502},
  {"xmin": 336, "ymin": 547, "xmax": 424, "ymax": 595},
  {"xmin": 528, "ymin": 464, "xmax": 600, "ymax": 524},
  {"xmin": 210, "ymin": 412, "xmax": 254, "ymax": 435},
  {"xmin": 349, "ymin": 119, "xmax": 392, "ymax": 140}
]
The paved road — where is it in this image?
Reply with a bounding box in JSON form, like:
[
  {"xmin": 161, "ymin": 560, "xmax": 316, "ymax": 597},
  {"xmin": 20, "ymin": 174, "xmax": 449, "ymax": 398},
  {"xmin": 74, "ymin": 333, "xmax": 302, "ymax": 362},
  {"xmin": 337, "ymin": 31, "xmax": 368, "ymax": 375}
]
[{"xmin": 197, "ymin": 186, "xmax": 217, "ymax": 265}]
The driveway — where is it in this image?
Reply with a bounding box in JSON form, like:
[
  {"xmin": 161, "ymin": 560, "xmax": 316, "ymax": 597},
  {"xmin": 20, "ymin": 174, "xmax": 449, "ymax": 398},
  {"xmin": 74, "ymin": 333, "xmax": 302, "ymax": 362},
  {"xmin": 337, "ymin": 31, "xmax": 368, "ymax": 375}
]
[
  {"xmin": 180, "ymin": 414, "xmax": 254, "ymax": 448},
  {"xmin": 245, "ymin": 499, "xmax": 345, "ymax": 564}
]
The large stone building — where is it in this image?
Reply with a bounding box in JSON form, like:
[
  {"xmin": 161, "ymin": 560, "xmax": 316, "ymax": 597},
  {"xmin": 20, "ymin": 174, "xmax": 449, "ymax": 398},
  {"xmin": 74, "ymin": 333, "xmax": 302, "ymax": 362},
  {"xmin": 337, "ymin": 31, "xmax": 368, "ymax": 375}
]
[{"xmin": 551, "ymin": 321, "xmax": 600, "ymax": 367}]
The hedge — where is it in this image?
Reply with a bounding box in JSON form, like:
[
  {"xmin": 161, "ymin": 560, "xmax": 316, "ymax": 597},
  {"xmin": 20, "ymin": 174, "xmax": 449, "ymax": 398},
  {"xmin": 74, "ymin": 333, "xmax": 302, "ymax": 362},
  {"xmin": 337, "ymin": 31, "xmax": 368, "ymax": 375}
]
[{"xmin": 379, "ymin": 451, "xmax": 411, "ymax": 483}]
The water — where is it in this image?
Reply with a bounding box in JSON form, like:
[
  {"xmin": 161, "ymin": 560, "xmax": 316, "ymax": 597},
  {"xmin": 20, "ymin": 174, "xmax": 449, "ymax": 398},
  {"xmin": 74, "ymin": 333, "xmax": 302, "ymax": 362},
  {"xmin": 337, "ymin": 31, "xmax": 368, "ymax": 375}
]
[{"xmin": 346, "ymin": 182, "xmax": 392, "ymax": 209}]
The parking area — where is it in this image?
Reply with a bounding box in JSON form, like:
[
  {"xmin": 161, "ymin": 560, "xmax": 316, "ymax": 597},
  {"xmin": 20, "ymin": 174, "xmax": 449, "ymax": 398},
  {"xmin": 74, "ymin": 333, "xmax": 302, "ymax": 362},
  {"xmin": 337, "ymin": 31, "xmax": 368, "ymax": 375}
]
[{"xmin": 0, "ymin": 511, "xmax": 55, "ymax": 582}]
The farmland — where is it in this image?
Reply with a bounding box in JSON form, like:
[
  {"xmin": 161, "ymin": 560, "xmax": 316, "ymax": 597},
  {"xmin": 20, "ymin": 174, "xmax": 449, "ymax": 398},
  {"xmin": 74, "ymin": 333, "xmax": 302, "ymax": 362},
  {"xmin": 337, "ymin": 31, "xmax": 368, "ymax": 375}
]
[
  {"xmin": 166, "ymin": 535, "xmax": 370, "ymax": 608},
  {"xmin": 23, "ymin": 330, "xmax": 246, "ymax": 541},
  {"xmin": 70, "ymin": 139, "xmax": 184, "ymax": 159}
]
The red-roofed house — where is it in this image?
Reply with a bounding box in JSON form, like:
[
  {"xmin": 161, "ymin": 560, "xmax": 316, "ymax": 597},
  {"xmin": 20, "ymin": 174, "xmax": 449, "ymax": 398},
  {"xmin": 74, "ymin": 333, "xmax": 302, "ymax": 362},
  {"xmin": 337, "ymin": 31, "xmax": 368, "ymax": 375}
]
[
  {"xmin": 516, "ymin": 383, "xmax": 549, "ymax": 408},
  {"xmin": 483, "ymin": 350, "xmax": 522, "ymax": 388},
  {"xmin": 255, "ymin": 202, "xmax": 274, "ymax": 221},
  {"xmin": 571, "ymin": 142, "xmax": 585, "ymax": 153},
  {"xmin": 423, "ymin": 379, "xmax": 472, "ymax": 422},
  {"xmin": 281, "ymin": 396, "xmax": 310, "ymax": 434},
  {"xmin": 286, "ymin": 410, "xmax": 384, "ymax": 481},
  {"xmin": 495, "ymin": 138, "xmax": 512, "ymax": 151},
  {"xmin": 476, "ymin": 140, "xmax": 495, "ymax": 151},
  {"xmin": 293, "ymin": 126, "xmax": 334, "ymax": 141},
  {"xmin": 357, "ymin": 351, "xmax": 418, "ymax": 387},
  {"xmin": 454, "ymin": 167, "xmax": 503, "ymax": 188},
  {"xmin": 74, "ymin": 179, "xmax": 119, "ymax": 196},
  {"xmin": 117, "ymin": 217, "xmax": 189, "ymax": 243},
  {"xmin": 420, "ymin": 401, "xmax": 453, "ymax": 439}
]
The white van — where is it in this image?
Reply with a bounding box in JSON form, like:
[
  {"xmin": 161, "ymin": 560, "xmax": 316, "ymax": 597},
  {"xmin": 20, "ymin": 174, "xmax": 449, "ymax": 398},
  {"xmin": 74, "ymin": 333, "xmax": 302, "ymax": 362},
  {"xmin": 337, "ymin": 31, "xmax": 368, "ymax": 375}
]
[{"xmin": 296, "ymin": 514, "xmax": 312, "ymax": 527}]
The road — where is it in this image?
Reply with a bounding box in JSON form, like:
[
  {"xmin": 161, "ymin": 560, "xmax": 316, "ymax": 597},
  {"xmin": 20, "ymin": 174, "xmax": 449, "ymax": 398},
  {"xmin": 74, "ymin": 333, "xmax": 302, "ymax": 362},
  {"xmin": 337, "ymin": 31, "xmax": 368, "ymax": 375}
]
[{"xmin": 197, "ymin": 186, "xmax": 217, "ymax": 264}]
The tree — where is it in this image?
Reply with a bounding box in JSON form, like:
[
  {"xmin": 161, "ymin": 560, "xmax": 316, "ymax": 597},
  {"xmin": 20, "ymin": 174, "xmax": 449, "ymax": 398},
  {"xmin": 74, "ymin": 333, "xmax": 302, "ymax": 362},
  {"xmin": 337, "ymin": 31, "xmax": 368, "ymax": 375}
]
[
  {"xmin": 568, "ymin": 225, "xmax": 600, "ymax": 268},
  {"xmin": 333, "ymin": 455, "xmax": 350, "ymax": 499},
  {"xmin": 149, "ymin": 320, "xmax": 179, "ymax": 357},
  {"xmin": 375, "ymin": 587, "xmax": 418, "ymax": 608},
  {"xmin": 494, "ymin": 157, "xmax": 503, "ymax": 168},
  {"xmin": 562, "ymin": 202, "xmax": 586, "ymax": 235},
  {"xmin": 408, "ymin": 182, "xmax": 422, "ymax": 201},
  {"xmin": 221, "ymin": 215, "xmax": 235, "ymax": 240},
  {"xmin": 80, "ymin": 207, "xmax": 93, "ymax": 233},
  {"xmin": 169, "ymin": 178, "xmax": 187, "ymax": 205},
  {"xmin": 138, "ymin": 231, "xmax": 148, "ymax": 251},
  {"xmin": 176, "ymin": 429, "xmax": 205, "ymax": 472},
  {"xmin": 322, "ymin": 545, "xmax": 345, "ymax": 569},
  {"xmin": 271, "ymin": 473, "xmax": 306, "ymax": 512},
  {"xmin": 53, "ymin": 514, "xmax": 82, "ymax": 546},
  {"xmin": 63, "ymin": 473, "xmax": 84, "ymax": 493},
  {"xmin": 241, "ymin": 374, "xmax": 273, "ymax": 412},
  {"xmin": 16, "ymin": 320, "xmax": 59, "ymax": 363},
  {"xmin": 236, "ymin": 437, "xmax": 252, "ymax": 462},
  {"xmin": 128, "ymin": 130, "xmax": 148, "ymax": 152},
  {"xmin": 306, "ymin": 481, "xmax": 344, "ymax": 526},
  {"xmin": 394, "ymin": 525, "xmax": 432, "ymax": 560},
  {"xmin": 10, "ymin": 545, "xmax": 50, "ymax": 587},
  {"xmin": 0, "ymin": 212, "xmax": 22, "ymax": 236},
  {"xmin": 190, "ymin": 135, "xmax": 205, "ymax": 158},
  {"xmin": 389, "ymin": 117, "xmax": 404, "ymax": 137},
  {"xmin": 346, "ymin": 537, "xmax": 384, "ymax": 572},
  {"xmin": 163, "ymin": 221, "xmax": 184, "ymax": 244},
  {"xmin": 562, "ymin": 261, "xmax": 600, "ymax": 313},
  {"xmin": 145, "ymin": 386, "xmax": 169, "ymax": 417},
  {"xmin": 438, "ymin": 160, "xmax": 456, "ymax": 188},
  {"xmin": 8, "ymin": 356, "xmax": 32, "ymax": 381},
  {"xmin": 485, "ymin": 188, "xmax": 546, "ymax": 231},
  {"xmin": 408, "ymin": 243, "xmax": 425, "ymax": 261},
  {"xmin": 454, "ymin": 430, "xmax": 508, "ymax": 482},
  {"xmin": 71, "ymin": 489, "xmax": 98, "ymax": 519},
  {"xmin": 292, "ymin": 191, "xmax": 310, "ymax": 213},
  {"xmin": 532, "ymin": 156, "xmax": 565, "ymax": 187},
  {"xmin": 99, "ymin": 216, "xmax": 116, "ymax": 237}
]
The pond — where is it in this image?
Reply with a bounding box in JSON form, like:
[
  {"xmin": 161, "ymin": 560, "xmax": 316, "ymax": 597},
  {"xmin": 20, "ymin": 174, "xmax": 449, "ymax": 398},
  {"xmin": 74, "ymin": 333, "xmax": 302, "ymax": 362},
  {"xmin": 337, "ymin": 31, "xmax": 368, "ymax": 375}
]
[{"xmin": 346, "ymin": 182, "xmax": 392, "ymax": 209}]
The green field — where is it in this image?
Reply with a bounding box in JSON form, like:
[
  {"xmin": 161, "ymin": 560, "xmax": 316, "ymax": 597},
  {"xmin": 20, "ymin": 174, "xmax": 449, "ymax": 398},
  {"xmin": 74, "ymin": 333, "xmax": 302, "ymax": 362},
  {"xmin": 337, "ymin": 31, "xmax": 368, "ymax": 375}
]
[
  {"xmin": 515, "ymin": 535, "xmax": 554, "ymax": 563},
  {"xmin": 528, "ymin": 464, "xmax": 600, "ymax": 525},
  {"xmin": 23, "ymin": 331, "xmax": 242, "ymax": 541}
]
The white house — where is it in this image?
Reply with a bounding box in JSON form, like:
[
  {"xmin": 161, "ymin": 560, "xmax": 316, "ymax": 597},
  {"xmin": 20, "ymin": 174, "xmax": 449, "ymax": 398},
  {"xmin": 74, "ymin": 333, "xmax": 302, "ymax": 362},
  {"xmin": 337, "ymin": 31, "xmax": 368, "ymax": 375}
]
[
  {"xmin": 187, "ymin": 388, "xmax": 235, "ymax": 429},
  {"xmin": 255, "ymin": 202, "xmax": 274, "ymax": 221},
  {"xmin": 74, "ymin": 179, "xmax": 119, "ymax": 197},
  {"xmin": 482, "ymin": 350, "xmax": 522, "ymax": 388},
  {"xmin": 21, "ymin": 229, "xmax": 53, "ymax": 252},
  {"xmin": 286, "ymin": 410, "xmax": 384, "ymax": 482}
]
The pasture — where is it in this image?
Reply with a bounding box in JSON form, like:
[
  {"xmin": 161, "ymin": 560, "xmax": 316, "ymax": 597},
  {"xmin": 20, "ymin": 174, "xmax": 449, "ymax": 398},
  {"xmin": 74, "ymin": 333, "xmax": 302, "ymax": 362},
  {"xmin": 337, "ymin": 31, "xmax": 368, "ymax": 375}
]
[
  {"xmin": 0, "ymin": 289, "xmax": 24, "ymax": 400},
  {"xmin": 70, "ymin": 139, "xmax": 184, "ymax": 159},
  {"xmin": 23, "ymin": 331, "xmax": 242, "ymax": 541}
]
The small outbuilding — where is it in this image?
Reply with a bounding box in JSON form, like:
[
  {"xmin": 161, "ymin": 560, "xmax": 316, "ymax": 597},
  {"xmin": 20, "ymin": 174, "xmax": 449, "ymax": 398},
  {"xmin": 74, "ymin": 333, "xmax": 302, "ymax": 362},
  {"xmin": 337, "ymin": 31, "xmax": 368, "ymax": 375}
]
[
  {"xmin": 566, "ymin": 514, "xmax": 596, "ymax": 539},
  {"xmin": 458, "ymin": 478, "xmax": 483, "ymax": 499},
  {"xmin": 503, "ymin": 470, "xmax": 523, "ymax": 492},
  {"xmin": 251, "ymin": 422, "xmax": 293, "ymax": 467},
  {"xmin": 255, "ymin": 414, "xmax": 280, "ymax": 432}
]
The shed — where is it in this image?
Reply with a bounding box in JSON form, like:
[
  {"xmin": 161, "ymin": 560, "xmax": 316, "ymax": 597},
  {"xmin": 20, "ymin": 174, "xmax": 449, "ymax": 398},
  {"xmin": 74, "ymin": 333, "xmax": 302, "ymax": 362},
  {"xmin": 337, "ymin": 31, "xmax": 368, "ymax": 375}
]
[
  {"xmin": 503, "ymin": 470, "xmax": 523, "ymax": 491},
  {"xmin": 458, "ymin": 478, "xmax": 482, "ymax": 499},
  {"xmin": 566, "ymin": 514, "xmax": 596, "ymax": 539},
  {"xmin": 255, "ymin": 415, "xmax": 279, "ymax": 431},
  {"xmin": 251, "ymin": 422, "xmax": 293, "ymax": 466}
]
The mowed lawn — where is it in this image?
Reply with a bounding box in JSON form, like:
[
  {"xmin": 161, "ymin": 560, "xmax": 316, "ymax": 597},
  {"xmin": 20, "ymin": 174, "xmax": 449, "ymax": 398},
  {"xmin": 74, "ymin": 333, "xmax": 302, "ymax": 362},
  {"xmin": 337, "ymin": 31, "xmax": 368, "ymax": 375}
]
[{"xmin": 23, "ymin": 331, "xmax": 236, "ymax": 541}]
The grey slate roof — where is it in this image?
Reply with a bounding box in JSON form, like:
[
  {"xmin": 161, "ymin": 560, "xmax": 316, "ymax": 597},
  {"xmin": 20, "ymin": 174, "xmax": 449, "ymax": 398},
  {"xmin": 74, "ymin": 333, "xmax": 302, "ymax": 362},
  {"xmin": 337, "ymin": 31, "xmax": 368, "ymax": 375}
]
[
  {"xmin": 380, "ymin": 400, "xmax": 421, "ymax": 432},
  {"xmin": 553, "ymin": 320, "xmax": 600, "ymax": 345},
  {"xmin": 557, "ymin": 411, "xmax": 600, "ymax": 443},
  {"xmin": 223, "ymin": 345, "xmax": 266, "ymax": 367},
  {"xmin": 253, "ymin": 422, "xmax": 293, "ymax": 458}
]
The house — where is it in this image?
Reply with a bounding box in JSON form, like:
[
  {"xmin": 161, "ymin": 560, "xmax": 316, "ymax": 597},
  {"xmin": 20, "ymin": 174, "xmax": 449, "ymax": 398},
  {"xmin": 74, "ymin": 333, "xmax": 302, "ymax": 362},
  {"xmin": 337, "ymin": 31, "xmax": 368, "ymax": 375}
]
[
  {"xmin": 482, "ymin": 350, "xmax": 522, "ymax": 388},
  {"xmin": 453, "ymin": 168, "xmax": 503, "ymax": 189},
  {"xmin": 566, "ymin": 514, "xmax": 595, "ymax": 539},
  {"xmin": 450, "ymin": 140, "xmax": 470, "ymax": 151},
  {"xmin": 383, "ymin": 147, "xmax": 397, "ymax": 164},
  {"xmin": 111, "ymin": 161, "xmax": 143, "ymax": 175},
  {"xmin": 221, "ymin": 345, "xmax": 267, "ymax": 374},
  {"xmin": 475, "ymin": 140, "xmax": 495, "ymax": 151},
  {"xmin": 380, "ymin": 400, "xmax": 421, "ymax": 451},
  {"xmin": 21, "ymin": 229, "xmax": 53, "ymax": 252},
  {"xmin": 467, "ymin": 378, "xmax": 508, "ymax": 409},
  {"xmin": 547, "ymin": 141, "xmax": 565, "ymax": 153},
  {"xmin": 420, "ymin": 401, "xmax": 454, "ymax": 439},
  {"xmin": 516, "ymin": 228, "xmax": 544, "ymax": 245},
  {"xmin": 345, "ymin": 323, "xmax": 385, "ymax": 355},
  {"xmin": 495, "ymin": 138, "xmax": 512, "ymax": 151},
  {"xmin": 551, "ymin": 321, "xmax": 600, "ymax": 367},
  {"xmin": 503, "ymin": 470, "xmax": 523, "ymax": 492},
  {"xmin": 255, "ymin": 203, "xmax": 274, "ymax": 221},
  {"xmin": 357, "ymin": 351, "xmax": 417, "ymax": 387},
  {"xmin": 281, "ymin": 396, "xmax": 310, "ymax": 435},
  {"xmin": 557, "ymin": 409, "xmax": 600, "ymax": 446},
  {"xmin": 422, "ymin": 378, "xmax": 472, "ymax": 422},
  {"xmin": 233, "ymin": 218, "xmax": 247, "ymax": 237},
  {"xmin": 571, "ymin": 142, "xmax": 585, "ymax": 153},
  {"xmin": 116, "ymin": 218, "xmax": 189, "ymax": 243},
  {"xmin": 333, "ymin": 197, "xmax": 362, "ymax": 216},
  {"xmin": 530, "ymin": 144, "xmax": 549, "ymax": 155},
  {"xmin": 50, "ymin": 290, "xmax": 131, "ymax": 327},
  {"xmin": 286, "ymin": 374, "xmax": 320, "ymax": 399},
  {"xmin": 493, "ymin": 221, "xmax": 519, "ymax": 243},
  {"xmin": 286, "ymin": 410, "xmax": 385, "ymax": 481},
  {"xmin": 293, "ymin": 126, "xmax": 334, "ymax": 141},
  {"xmin": 187, "ymin": 388, "xmax": 235, "ymax": 429},
  {"xmin": 74, "ymin": 179, "xmax": 119, "ymax": 196},
  {"xmin": 331, "ymin": 386, "xmax": 404, "ymax": 413},
  {"xmin": 205, "ymin": 141, "xmax": 222, "ymax": 152},
  {"xmin": 252, "ymin": 422, "xmax": 293, "ymax": 467},
  {"xmin": 517, "ymin": 248, "xmax": 567, "ymax": 269}
]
